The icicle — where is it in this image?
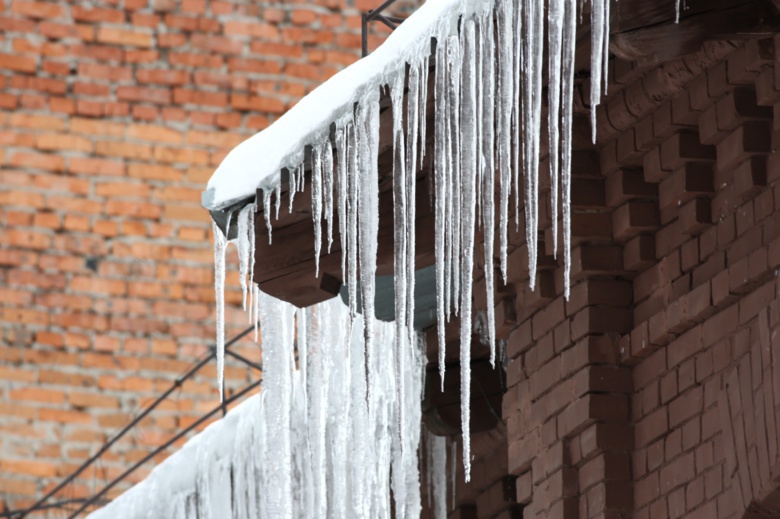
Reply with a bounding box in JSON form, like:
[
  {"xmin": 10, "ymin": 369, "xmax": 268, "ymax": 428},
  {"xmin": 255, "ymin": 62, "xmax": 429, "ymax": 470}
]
[
  {"xmin": 548, "ymin": 0, "xmax": 563, "ymax": 260},
  {"xmin": 247, "ymin": 203, "xmax": 256, "ymax": 324},
  {"xmin": 274, "ymin": 183, "xmax": 282, "ymax": 221},
  {"xmin": 347, "ymin": 123, "xmax": 359, "ymax": 320},
  {"xmin": 212, "ymin": 216, "xmax": 228, "ymax": 401},
  {"xmin": 237, "ymin": 204, "xmax": 252, "ymax": 311},
  {"xmin": 443, "ymin": 37, "xmax": 454, "ymax": 323},
  {"xmin": 511, "ymin": 0, "xmax": 522, "ymax": 232},
  {"xmin": 430, "ymin": 433, "xmax": 448, "ymax": 519},
  {"xmin": 496, "ymin": 0, "xmax": 513, "ymax": 283},
  {"xmin": 406, "ymin": 63, "xmax": 419, "ymax": 370},
  {"xmin": 335, "ymin": 128, "xmax": 348, "ymax": 280},
  {"xmin": 675, "ymin": 0, "xmax": 681, "ymax": 23},
  {"xmin": 603, "ymin": 0, "xmax": 610, "ymax": 97},
  {"xmin": 263, "ymin": 190, "xmax": 273, "ymax": 244},
  {"xmin": 288, "ymin": 167, "xmax": 297, "ymax": 214},
  {"xmin": 253, "ymin": 284, "xmax": 260, "ymax": 342},
  {"xmin": 391, "ymin": 72, "xmax": 408, "ymax": 452},
  {"xmin": 419, "ymin": 56, "xmax": 429, "ymax": 169},
  {"xmin": 522, "ymin": 0, "xmax": 544, "ymax": 290},
  {"xmin": 312, "ymin": 144, "xmax": 323, "ymax": 277},
  {"xmin": 257, "ymin": 290, "xmax": 295, "ymax": 519},
  {"xmin": 590, "ymin": 0, "xmax": 606, "ymax": 142},
  {"xmin": 348, "ymin": 315, "xmax": 368, "ymax": 516},
  {"xmin": 305, "ymin": 304, "xmax": 331, "ymax": 518},
  {"xmin": 447, "ymin": 35, "xmax": 462, "ymax": 318},
  {"xmin": 433, "ymin": 39, "xmax": 449, "ymax": 390},
  {"xmin": 481, "ymin": 12, "xmax": 497, "ymax": 367},
  {"xmin": 357, "ymin": 92, "xmax": 380, "ymax": 401},
  {"xmin": 561, "ymin": 0, "xmax": 577, "ymax": 300},
  {"xmin": 458, "ymin": 18, "xmax": 478, "ymax": 483},
  {"xmin": 323, "ymin": 140, "xmax": 335, "ymax": 254}
]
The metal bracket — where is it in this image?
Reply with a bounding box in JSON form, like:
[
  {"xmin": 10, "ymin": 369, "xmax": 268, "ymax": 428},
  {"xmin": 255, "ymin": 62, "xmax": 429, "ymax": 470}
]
[{"xmin": 361, "ymin": 0, "xmax": 405, "ymax": 57}]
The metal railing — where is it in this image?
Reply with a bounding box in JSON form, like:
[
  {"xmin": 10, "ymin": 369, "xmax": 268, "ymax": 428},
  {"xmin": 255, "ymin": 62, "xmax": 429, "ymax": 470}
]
[{"xmin": 4, "ymin": 325, "xmax": 261, "ymax": 519}]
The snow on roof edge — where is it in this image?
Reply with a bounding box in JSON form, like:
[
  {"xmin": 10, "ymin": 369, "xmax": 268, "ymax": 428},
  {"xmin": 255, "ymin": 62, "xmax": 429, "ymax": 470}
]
[{"xmin": 203, "ymin": 0, "xmax": 489, "ymax": 211}]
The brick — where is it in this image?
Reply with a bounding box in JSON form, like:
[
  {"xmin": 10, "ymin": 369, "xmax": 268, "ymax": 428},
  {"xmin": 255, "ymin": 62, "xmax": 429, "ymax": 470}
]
[
  {"xmin": 732, "ymin": 156, "xmax": 767, "ymax": 201},
  {"xmin": 612, "ymin": 202, "xmax": 660, "ymax": 242},
  {"xmin": 173, "ymin": 88, "xmax": 228, "ymax": 107},
  {"xmin": 128, "ymin": 123, "xmax": 182, "ymax": 144},
  {"xmin": 679, "ymin": 198, "xmax": 711, "ymax": 236},
  {"xmin": 96, "ymin": 26, "xmax": 153, "ymax": 47},
  {"xmin": 0, "ymin": 53, "xmax": 37, "ymax": 73},
  {"xmin": 127, "ymin": 163, "xmax": 183, "ymax": 181},
  {"xmin": 116, "ymin": 85, "xmax": 171, "ymax": 104},
  {"xmin": 658, "ymin": 163, "xmax": 713, "ymax": 211},
  {"xmin": 716, "ymin": 121, "xmax": 773, "ymax": 173},
  {"xmin": 661, "ymin": 131, "xmax": 715, "ymax": 171}
]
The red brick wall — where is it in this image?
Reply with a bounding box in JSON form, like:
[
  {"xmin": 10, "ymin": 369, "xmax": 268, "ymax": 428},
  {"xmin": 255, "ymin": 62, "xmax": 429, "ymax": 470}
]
[{"xmin": 0, "ymin": 0, "xmax": 415, "ymax": 513}]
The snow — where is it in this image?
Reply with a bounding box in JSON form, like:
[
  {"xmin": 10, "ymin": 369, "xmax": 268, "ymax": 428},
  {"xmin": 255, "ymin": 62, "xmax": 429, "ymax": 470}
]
[
  {"xmin": 203, "ymin": 0, "xmax": 472, "ymax": 212},
  {"xmin": 203, "ymin": 0, "xmax": 611, "ymax": 488},
  {"xmin": 88, "ymin": 296, "xmax": 438, "ymax": 519}
]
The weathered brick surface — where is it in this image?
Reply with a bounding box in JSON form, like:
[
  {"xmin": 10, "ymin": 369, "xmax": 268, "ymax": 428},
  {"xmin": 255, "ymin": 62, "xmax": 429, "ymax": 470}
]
[
  {"xmin": 496, "ymin": 37, "xmax": 780, "ymax": 519},
  {"xmin": 0, "ymin": 0, "xmax": 418, "ymax": 514}
]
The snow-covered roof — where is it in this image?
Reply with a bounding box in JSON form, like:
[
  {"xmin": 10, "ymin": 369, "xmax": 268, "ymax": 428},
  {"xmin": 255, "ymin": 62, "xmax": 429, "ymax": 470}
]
[{"xmin": 202, "ymin": 0, "xmax": 485, "ymax": 211}]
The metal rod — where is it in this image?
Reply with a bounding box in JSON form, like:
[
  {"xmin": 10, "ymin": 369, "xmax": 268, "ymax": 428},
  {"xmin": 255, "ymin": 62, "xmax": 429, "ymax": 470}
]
[
  {"xmin": 21, "ymin": 325, "xmax": 256, "ymax": 519},
  {"xmin": 224, "ymin": 349, "xmax": 264, "ymax": 372},
  {"xmin": 361, "ymin": 12, "xmax": 368, "ymax": 57},
  {"xmin": 67, "ymin": 378, "xmax": 263, "ymax": 519},
  {"xmin": 374, "ymin": 13, "xmax": 398, "ymax": 30},
  {"xmin": 360, "ymin": 0, "xmax": 404, "ymax": 57},
  {"xmin": 365, "ymin": 0, "xmax": 400, "ymax": 20},
  {"xmin": 0, "ymin": 498, "xmax": 111, "ymax": 518}
]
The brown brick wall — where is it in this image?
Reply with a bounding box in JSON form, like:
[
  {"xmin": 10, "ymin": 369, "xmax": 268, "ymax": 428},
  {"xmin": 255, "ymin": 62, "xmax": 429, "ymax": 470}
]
[
  {"xmin": 0, "ymin": 0, "xmax": 414, "ymax": 513},
  {"xmin": 495, "ymin": 36, "xmax": 780, "ymax": 519}
]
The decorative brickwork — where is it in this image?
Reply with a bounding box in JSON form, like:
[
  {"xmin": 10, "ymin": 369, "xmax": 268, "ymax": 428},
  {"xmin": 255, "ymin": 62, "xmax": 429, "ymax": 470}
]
[{"xmin": 494, "ymin": 35, "xmax": 780, "ymax": 519}]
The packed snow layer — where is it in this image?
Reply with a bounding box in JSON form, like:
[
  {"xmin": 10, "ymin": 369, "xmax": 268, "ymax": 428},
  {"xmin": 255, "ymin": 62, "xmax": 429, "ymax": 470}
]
[
  {"xmin": 206, "ymin": 0, "xmax": 610, "ymax": 483},
  {"xmin": 203, "ymin": 0, "xmax": 484, "ymax": 212},
  {"xmin": 88, "ymin": 295, "xmax": 443, "ymax": 519}
]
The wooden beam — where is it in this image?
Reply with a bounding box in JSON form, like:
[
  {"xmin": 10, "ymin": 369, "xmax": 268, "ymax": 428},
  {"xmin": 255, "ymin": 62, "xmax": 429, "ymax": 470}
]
[
  {"xmin": 253, "ymin": 176, "xmax": 436, "ymax": 308},
  {"xmin": 612, "ymin": 0, "xmax": 780, "ymax": 61}
]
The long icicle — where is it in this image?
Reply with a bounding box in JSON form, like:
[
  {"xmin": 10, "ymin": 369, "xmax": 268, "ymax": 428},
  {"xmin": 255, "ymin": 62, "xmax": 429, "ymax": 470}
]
[
  {"xmin": 312, "ymin": 144, "xmax": 323, "ymax": 277},
  {"xmin": 481, "ymin": 12, "xmax": 497, "ymax": 367},
  {"xmin": 213, "ymin": 214, "xmax": 229, "ymax": 402},
  {"xmin": 357, "ymin": 91, "xmax": 380, "ymax": 401},
  {"xmin": 336, "ymin": 127, "xmax": 348, "ymax": 280},
  {"xmin": 434, "ymin": 39, "xmax": 449, "ymax": 390},
  {"xmin": 391, "ymin": 74, "xmax": 408, "ymax": 452},
  {"xmin": 548, "ymin": 0, "xmax": 563, "ymax": 261},
  {"xmin": 590, "ymin": 0, "xmax": 605, "ymax": 142},
  {"xmin": 561, "ymin": 0, "xmax": 577, "ymax": 299},
  {"xmin": 459, "ymin": 18, "xmax": 478, "ymax": 483},
  {"xmin": 406, "ymin": 62, "xmax": 420, "ymax": 375},
  {"xmin": 237, "ymin": 204, "xmax": 252, "ymax": 311},
  {"xmin": 323, "ymin": 140, "xmax": 335, "ymax": 254},
  {"xmin": 448, "ymin": 34, "xmax": 462, "ymax": 317},
  {"xmin": 497, "ymin": 0, "xmax": 513, "ymax": 283}
]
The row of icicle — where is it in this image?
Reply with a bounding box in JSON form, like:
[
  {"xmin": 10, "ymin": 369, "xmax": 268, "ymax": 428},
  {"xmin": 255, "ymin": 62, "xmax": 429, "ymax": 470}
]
[
  {"xmin": 89, "ymin": 296, "xmax": 451, "ymax": 519},
  {"xmin": 214, "ymin": 0, "xmax": 612, "ymax": 485}
]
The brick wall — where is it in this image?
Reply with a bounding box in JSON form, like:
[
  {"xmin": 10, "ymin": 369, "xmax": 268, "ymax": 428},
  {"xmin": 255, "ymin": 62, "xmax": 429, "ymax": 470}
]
[
  {"xmin": 494, "ymin": 36, "xmax": 780, "ymax": 519},
  {"xmin": 0, "ymin": 0, "xmax": 417, "ymax": 513}
]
